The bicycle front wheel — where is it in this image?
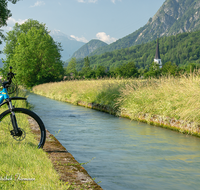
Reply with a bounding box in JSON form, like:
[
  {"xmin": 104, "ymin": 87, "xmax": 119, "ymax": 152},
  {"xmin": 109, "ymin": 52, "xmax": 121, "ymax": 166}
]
[{"xmin": 0, "ymin": 108, "xmax": 46, "ymax": 148}]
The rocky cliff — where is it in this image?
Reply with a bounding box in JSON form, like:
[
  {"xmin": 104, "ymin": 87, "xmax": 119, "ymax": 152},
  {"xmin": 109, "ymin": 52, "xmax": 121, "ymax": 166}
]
[{"xmin": 90, "ymin": 0, "xmax": 200, "ymax": 56}]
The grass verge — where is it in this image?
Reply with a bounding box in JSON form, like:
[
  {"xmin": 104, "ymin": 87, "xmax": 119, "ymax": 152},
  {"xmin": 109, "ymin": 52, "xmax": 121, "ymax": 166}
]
[
  {"xmin": 0, "ymin": 90, "xmax": 70, "ymax": 189},
  {"xmin": 32, "ymin": 72, "xmax": 200, "ymax": 136}
]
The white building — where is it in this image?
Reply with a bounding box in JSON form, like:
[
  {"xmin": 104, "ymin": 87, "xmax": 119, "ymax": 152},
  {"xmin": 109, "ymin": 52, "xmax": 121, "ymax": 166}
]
[{"xmin": 154, "ymin": 38, "xmax": 162, "ymax": 68}]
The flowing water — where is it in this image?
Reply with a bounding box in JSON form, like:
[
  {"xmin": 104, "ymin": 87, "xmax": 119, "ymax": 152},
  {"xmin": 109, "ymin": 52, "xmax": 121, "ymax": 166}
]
[{"xmin": 27, "ymin": 93, "xmax": 200, "ymax": 190}]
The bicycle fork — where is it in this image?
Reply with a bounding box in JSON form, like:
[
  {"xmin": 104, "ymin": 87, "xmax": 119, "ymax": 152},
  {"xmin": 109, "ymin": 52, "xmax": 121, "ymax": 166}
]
[
  {"xmin": 10, "ymin": 112, "xmax": 21, "ymax": 136},
  {"xmin": 7, "ymin": 99, "xmax": 20, "ymax": 136}
]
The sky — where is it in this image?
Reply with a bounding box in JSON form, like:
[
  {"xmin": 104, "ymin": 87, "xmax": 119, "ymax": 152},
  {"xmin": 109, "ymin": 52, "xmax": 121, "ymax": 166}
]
[{"xmin": 1, "ymin": 0, "xmax": 166, "ymax": 45}]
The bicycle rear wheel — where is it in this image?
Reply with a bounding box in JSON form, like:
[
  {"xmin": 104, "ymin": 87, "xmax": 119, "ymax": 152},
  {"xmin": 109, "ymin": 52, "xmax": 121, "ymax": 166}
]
[{"xmin": 0, "ymin": 108, "xmax": 46, "ymax": 148}]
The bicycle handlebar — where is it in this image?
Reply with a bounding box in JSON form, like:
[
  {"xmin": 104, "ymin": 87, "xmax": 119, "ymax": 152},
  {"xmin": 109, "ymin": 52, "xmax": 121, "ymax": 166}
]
[
  {"xmin": 7, "ymin": 66, "xmax": 15, "ymax": 84},
  {"xmin": 2, "ymin": 66, "xmax": 15, "ymax": 88}
]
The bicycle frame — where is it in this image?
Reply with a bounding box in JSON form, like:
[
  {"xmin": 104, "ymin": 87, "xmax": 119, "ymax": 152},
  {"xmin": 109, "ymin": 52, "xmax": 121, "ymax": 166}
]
[
  {"xmin": 0, "ymin": 86, "xmax": 9, "ymax": 104},
  {"xmin": 0, "ymin": 83, "xmax": 26, "ymax": 107},
  {"xmin": 0, "ymin": 66, "xmax": 16, "ymax": 105}
]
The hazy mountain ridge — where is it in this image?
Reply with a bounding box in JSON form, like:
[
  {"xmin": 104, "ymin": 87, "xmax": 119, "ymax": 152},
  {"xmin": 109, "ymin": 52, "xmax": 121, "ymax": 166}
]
[
  {"xmin": 50, "ymin": 30, "xmax": 85, "ymax": 61},
  {"xmin": 71, "ymin": 39, "xmax": 107, "ymax": 59},
  {"xmin": 89, "ymin": 0, "xmax": 200, "ymax": 56}
]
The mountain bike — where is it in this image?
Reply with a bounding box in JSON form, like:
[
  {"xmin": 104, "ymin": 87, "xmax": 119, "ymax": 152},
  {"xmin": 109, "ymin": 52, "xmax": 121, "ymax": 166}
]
[{"xmin": 0, "ymin": 67, "xmax": 46, "ymax": 148}]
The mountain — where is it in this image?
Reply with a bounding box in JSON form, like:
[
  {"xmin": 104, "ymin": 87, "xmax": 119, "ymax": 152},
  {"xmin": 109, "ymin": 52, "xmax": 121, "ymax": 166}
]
[
  {"xmin": 71, "ymin": 39, "xmax": 107, "ymax": 59},
  {"xmin": 76, "ymin": 29, "xmax": 200, "ymax": 71},
  {"xmin": 50, "ymin": 30, "xmax": 85, "ymax": 61},
  {"xmin": 89, "ymin": 0, "xmax": 200, "ymax": 56}
]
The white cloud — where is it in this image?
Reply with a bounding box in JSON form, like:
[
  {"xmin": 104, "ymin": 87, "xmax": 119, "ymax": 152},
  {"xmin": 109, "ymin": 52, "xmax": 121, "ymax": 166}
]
[
  {"xmin": 77, "ymin": 0, "xmax": 98, "ymax": 3},
  {"xmin": 8, "ymin": 18, "xmax": 27, "ymax": 25},
  {"xmin": 111, "ymin": 0, "xmax": 122, "ymax": 4},
  {"xmin": 70, "ymin": 35, "xmax": 88, "ymax": 43},
  {"xmin": 30, "ymin": 1, "xmax": 45, "ymax": 7},
  {"xmin": 96, "ymin": 32, "xmax": 117, "ymax": 44},
  {"xmin": 77, "ymin": 0, "xmax": 120, "ymax": 3},
  {"xmin": 88, "ymin": 0, "xmax": 98, "ymax": 2},
  {"xmin": 2, "ymin": 18, "xmax": 28, "ymax": 31}
]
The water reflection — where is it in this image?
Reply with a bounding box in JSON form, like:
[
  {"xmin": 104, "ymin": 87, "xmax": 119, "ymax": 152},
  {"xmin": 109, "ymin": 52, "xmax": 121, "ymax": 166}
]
[{"xmin": 28, "ymin": 93, "xmax": 200, "ymax": 190}]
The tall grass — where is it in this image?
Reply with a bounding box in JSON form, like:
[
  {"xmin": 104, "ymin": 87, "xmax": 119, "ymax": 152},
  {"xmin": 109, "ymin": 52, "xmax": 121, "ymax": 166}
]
[
  {"xmin": 117, "ymin": 74, "xmax": 200, "ymax": 123},
  {"xmin": 33, "ymin": 78, "xmax": 128, "ymax": 108},
  {"xmin": 32, "ymin": 72, "xmax": 200, "ymax": 127},
  {"xmin": 0, "ymin": 90, "xmax": 69, "ymax": 189}
]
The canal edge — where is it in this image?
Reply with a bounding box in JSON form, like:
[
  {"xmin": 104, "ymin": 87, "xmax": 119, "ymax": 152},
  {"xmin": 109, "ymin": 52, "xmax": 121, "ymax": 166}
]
[
  {"xmin": 73, "ymin": 100, "xmax": 200, "ymax": 138},
  {"xmin": 31, "ymin": 126, "xmax": 103, "ymax": 189}
]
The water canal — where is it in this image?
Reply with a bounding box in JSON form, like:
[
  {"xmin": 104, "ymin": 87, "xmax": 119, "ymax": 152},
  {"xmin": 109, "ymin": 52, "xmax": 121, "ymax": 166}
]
[{"xmin": 27, "ymin": 93, "xmax": 200, "ymax": 190}]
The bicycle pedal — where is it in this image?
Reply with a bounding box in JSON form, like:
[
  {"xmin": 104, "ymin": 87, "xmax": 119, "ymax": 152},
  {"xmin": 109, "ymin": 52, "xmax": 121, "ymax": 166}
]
[
  {"xmin": 10, "ymin": 130, "xmax": 15, "ymax": 136},
  {"xmin": 10, "ymin": 129, "xmax": 22, "ymax": 136}
]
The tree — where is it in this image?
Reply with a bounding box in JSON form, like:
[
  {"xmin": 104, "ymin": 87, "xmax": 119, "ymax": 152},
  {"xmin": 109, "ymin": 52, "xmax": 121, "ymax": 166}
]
[
  {"xmin": 144, "ymin": 61, "xmax": 161, "ymax": 78},
  {"xmin": 115, "ymin": 61, "xmax": 138, "ymax": 78},
  {"xmin": 66, "ymin": 57, "xmax": 77, "ymax": 76},
  {"xmin": 80, "ymin": 56, "xmax": 94, "ymax": 78},
  {"xmin": 83, "ymin": 56, "xmax": 90, "ymax": 68},
  {"xmin": 2, "ymin": 19, "xmax": 64, "ymax": 87},
  {"xmin": 161, "ymin": 61, "xmax": 178, "ymax": 76},
  {"xmin": 95, "ymin": 65, "xmax": 106, "ymax": 78},
  {"xmin": 185, "ymin": 62, "xmax": 200, "ymax": 73},
  {"xmin": 0, "ymin": 0, "xmax": 20, "ymax": 51}
]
